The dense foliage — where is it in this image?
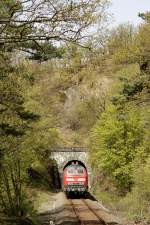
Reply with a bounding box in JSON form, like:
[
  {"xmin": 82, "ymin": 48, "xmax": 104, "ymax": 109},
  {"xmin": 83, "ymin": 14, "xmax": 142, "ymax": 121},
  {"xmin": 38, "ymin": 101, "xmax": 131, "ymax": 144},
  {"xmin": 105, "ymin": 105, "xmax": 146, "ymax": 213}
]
[
  {"xmin": 0, "ymin": 0, "xmax": 109, "ymax": 223},
  {"xmin": 90, "ymin": 104, "xmax": 144, "ymax": 191},
  {"xmin": 0, "ymin": 53, "xmax": 37, "ymax": 222},
  {"xmin": 1, "ymin": 0, "xmax": 150, "ymax": 223},
  {"xmin": 90, "ymin": 12, "xmax": 150, "ymax": 220}
]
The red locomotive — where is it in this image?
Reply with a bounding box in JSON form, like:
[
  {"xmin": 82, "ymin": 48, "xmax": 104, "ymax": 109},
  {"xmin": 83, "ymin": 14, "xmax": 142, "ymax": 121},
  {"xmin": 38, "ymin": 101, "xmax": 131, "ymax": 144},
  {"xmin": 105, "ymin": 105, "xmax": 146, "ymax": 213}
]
[{"xmin": 63, "ymin": 160, "xmax": 88, "ymax": 196}]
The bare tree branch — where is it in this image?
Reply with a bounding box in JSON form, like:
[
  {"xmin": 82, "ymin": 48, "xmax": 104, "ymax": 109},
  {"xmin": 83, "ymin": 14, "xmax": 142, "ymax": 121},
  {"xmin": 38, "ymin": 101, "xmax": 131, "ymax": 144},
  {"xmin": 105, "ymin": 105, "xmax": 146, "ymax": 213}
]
[{"xmin": 0, "ymin": 0, "xmax": 110, "ymax": 48}]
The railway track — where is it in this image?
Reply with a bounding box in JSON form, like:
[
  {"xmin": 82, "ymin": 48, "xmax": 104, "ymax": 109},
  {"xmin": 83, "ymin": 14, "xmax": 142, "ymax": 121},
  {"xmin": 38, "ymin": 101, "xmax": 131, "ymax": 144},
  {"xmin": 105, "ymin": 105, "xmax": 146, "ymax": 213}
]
[
  {"xmin": 37, "ymin": 192, "xmax": 121, "ymax": 225},
  {"xmin": 83, "ymin": 199, "xmax": 108, "ymax": 225},
  {"xmin": 70, "ymin": 199, "xmax": 83, "ymax": 225},
  {"xmin": 70, "ymin": 198, "xmax": 108, "ymax": 225}
]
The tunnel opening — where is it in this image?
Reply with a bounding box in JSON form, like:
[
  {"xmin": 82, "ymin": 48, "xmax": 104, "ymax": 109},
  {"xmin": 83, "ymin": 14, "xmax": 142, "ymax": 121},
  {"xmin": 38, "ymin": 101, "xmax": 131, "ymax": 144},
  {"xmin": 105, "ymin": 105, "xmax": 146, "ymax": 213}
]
[
  {"xmin": 27, "ymin": 159, "xmax": 61, "ymax": 191},
  {"xmin": 48, "ymin": 159, "xmax": 62, "ymax": 190},
  {"xmin": 63, "ymin": 160, "xmax": 87, "ymax": 171}
]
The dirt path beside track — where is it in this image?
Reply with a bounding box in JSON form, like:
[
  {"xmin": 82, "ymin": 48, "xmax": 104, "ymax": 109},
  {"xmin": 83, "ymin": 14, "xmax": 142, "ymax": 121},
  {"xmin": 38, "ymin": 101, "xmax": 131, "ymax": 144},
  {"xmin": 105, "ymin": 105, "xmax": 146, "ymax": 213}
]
[{"xmin": 37, "ymin": 192, "xmax": 123, "ymax": 225}]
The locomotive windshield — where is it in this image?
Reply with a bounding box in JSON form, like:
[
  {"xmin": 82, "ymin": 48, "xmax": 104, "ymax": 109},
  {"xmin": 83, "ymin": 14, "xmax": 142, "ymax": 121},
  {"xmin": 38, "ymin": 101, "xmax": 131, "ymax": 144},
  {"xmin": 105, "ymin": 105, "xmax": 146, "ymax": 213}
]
[{"xmin": 67, "ymin": 165, "xmax": 84, "ymax": 175}]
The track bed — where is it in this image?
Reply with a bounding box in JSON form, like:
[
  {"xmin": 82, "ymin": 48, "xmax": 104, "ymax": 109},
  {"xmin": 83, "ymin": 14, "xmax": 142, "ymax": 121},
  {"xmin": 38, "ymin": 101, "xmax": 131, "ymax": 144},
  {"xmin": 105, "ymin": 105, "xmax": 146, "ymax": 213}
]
[{"xmin": 37, "ymin": 192, "xmax": 122, "ymax": 225}]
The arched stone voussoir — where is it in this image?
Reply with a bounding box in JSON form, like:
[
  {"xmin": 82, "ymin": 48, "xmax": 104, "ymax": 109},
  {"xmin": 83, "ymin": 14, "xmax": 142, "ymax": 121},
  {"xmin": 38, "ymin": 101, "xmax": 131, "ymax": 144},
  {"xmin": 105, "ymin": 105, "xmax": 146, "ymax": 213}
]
[{"xmin": 51, "ymin": 151, "xmax": 89, "ymax": 174}]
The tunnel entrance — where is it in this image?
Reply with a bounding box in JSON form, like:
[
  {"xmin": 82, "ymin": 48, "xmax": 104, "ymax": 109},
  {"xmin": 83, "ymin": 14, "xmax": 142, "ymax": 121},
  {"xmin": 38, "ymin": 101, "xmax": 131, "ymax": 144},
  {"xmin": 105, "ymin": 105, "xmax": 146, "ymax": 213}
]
[
  {"xmin": 63, "ymin": 160, "xmax": 87, "ymax": 170},
  {"xmin": 49, "ymin": 160, "xmax": 61, "ymax": 190}
]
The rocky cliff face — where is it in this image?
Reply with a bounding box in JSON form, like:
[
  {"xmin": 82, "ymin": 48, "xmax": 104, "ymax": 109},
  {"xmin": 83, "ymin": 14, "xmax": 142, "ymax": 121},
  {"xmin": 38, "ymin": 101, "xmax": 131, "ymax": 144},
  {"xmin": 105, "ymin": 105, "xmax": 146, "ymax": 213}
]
[{"xmin": 28, "ymin": 59, "xmax": 115, "ymax": 146}]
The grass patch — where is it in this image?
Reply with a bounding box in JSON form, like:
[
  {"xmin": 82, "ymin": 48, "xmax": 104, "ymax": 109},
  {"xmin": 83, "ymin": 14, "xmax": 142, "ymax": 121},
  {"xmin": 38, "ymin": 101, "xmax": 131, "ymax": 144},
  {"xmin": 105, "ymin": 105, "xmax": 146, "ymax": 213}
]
[
  {"xmin": 94, "ymin": 190, "xmax": 122, "ymax": 213},
  {"xmin": 27, "ymin": 187, "xmax": 54, "ymax": 211}
]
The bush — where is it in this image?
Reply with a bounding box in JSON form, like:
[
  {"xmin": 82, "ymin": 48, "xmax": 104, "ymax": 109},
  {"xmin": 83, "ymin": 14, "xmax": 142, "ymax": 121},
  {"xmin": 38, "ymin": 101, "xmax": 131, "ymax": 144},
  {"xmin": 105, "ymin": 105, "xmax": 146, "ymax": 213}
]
[
  {"xmin": 121, "ymin": 158, "xmax": 150, "ymax": 220},
  {"xmin": 90, "ymin": 104, "xmax": 144, "ymax": 192}
]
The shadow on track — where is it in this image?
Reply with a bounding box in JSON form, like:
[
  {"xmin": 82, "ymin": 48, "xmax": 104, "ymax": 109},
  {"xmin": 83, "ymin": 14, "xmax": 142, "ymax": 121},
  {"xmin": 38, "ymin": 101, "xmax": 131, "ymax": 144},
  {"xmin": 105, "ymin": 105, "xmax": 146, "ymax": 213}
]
[{"xmin": 66, "ymin": 192, "xmax": 97, "ymax": 201}]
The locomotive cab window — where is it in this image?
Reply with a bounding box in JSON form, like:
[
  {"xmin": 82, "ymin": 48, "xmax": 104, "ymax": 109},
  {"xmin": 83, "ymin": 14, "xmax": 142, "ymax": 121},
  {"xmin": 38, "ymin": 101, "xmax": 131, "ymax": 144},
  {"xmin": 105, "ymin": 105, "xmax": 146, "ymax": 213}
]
[
  {"xmin": 67, "ymin": 167, "xmax": 74, "ymax": 174},
  {"xmin": 66, "ymin": 165, "xmax": 85, "ymax": 175},
  {"xmin": 78, "ymin": 168, "xmax": 84, "ymax": 174}
]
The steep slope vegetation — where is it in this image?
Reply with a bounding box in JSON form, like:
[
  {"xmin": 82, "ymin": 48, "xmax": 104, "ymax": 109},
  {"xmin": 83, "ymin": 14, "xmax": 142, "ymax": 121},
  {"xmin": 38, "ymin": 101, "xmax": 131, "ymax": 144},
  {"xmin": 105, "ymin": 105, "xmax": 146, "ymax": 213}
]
[
  {"xmin": 27, "ymin": 48, "xmax": 116, "ymax": 146},
  {"xmin": 26, "ymin": 17, "xmax": 150, "ymax": 221}
]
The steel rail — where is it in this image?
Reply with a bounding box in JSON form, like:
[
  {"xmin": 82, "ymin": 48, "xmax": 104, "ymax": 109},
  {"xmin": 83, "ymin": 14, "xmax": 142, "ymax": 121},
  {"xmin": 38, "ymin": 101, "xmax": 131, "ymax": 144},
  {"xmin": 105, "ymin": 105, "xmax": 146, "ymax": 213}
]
[
  {"xmin": 82, "ymin": 199, "xmax": 108, "ymax": 225},
  {"xmin": 69, "ymin": 199, "xmax": 85, "ymax": 225},
  {"xmin": 69, "ymin": 198, "xmax": 108, "ymax": 225}
]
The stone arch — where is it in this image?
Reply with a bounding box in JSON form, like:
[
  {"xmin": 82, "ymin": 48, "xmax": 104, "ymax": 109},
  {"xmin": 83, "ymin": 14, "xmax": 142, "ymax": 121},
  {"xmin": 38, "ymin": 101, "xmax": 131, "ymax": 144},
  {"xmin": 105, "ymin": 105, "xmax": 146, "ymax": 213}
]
[
  {"xmin": 51, "ymin": 151, "xmax": 89, "ymax": 174},
  {"xmin": 50, "ymin": 150, "xmax": 92, "ymax": 188}
]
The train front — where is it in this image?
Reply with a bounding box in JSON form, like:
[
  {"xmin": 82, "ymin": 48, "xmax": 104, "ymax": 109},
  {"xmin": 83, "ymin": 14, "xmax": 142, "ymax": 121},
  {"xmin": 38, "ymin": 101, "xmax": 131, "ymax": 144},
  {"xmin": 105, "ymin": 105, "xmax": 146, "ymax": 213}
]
[{"xmin": 63, "ymin": 160, "xmax": 88, "ymax": 196}]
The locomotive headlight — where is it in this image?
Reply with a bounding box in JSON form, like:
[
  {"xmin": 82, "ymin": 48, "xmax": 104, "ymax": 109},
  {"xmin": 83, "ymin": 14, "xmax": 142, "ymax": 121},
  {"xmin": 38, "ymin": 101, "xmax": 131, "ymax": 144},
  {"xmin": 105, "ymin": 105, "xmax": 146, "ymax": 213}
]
[
  {"xmin": 66, "ymin": 178, "xmax": 74, "ymax": 181},
  {"xmin": 78, "ymin": 178, "xmax": 86, "ymax": 181}
]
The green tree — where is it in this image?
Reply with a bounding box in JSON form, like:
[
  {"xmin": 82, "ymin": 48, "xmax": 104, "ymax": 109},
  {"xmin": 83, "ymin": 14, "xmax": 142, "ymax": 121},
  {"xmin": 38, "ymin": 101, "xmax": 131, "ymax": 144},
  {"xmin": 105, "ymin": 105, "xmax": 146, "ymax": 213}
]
[
  {"xmin": 139, "ymin": 12, "xmax": 150, "ymax": 23},
  {"xmin": 0, "ymin": 54, "xmax": 38, "ymax": 218},
  {"xmin": 0, "ymin": 0, "xmax": 110, "ymax": 48},
  {"xmin": 20, "ymin": 41, "xmax": 65, "ymax": 62},
  {"xmin": 137, "ymin": 12, "xmax": 150, "ymax": 74},
  {"xmin": 90, "ymin": 104, "xmax": 144, "ymax": 191},
  {"xmin": 108, "ymin": 23, "xmax": 139, "ymax": 64}
]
